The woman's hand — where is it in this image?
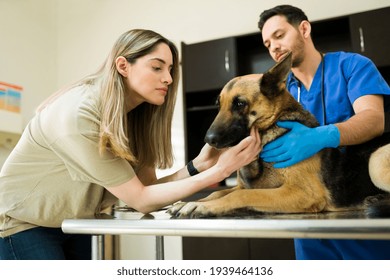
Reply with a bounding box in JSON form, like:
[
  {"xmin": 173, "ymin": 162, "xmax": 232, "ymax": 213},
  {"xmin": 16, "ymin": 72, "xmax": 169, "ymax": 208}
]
[
  {"xmin": 192, "ymin": 127, "xmax": 260, "ymax": 177},
  {"xmin": 214, "ymin": 127, "xmax": 261, "ymax": 179},
  {"xmin": 192, "ymin": 143, "xmax": 222, "ymax": 173}
]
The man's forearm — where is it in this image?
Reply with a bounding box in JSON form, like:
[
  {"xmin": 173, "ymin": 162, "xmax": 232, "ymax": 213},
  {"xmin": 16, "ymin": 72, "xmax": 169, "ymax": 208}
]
[{"xmin": 335, "ymin": 109, "xmax": 384, "ymax": 146}]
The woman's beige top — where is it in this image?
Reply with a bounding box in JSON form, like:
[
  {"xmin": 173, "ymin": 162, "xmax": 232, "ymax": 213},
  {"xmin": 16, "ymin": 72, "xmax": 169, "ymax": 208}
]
[{"xmin": 0, "ymin": 84, "xmax": 135, "ymax": 237}]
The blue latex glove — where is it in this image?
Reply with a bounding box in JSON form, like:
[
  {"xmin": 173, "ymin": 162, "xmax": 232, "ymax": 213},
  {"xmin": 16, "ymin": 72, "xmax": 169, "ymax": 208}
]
[{"xmin": 260, "ymin": 121, "xmax": 340, "ymax": 168}]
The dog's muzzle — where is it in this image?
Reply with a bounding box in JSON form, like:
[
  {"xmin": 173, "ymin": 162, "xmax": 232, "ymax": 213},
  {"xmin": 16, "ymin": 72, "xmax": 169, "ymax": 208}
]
[{"xmin": 204, "ymin": 124, "xmax": 249, "ymax": 149}]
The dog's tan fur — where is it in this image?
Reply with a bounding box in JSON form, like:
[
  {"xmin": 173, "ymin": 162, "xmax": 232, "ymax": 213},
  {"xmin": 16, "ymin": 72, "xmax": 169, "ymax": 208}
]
[
  {"xmin": 369, "ymin": 144, "xmax": 390, "ymax": 191},
  {"xmin": 169, "ymin": 53, "xmax": 390, "ymax": 218}
]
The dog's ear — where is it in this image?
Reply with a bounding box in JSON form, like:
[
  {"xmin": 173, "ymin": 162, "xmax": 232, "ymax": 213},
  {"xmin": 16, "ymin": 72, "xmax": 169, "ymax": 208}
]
[{"xmin": 260, "ymin": 52, "xmax": 292, "ymax": 98}]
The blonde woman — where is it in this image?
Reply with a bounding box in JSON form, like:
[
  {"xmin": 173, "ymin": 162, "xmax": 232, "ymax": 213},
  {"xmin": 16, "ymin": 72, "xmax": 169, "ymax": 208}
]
[{"xmin": 0, "ymin": 29, "xmax": 261, "ymax": 259}]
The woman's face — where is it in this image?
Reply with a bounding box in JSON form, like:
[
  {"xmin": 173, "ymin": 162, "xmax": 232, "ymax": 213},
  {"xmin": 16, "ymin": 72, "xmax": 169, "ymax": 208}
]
[{"xmin": 124, "ymin": 42, "xmax": 173, "ymax": 109}]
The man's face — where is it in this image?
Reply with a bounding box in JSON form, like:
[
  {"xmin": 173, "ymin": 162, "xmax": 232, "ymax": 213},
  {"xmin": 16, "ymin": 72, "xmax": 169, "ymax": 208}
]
[{"xmin": 261, "ymin": 15, "xmax": 305, "ymax": 67}]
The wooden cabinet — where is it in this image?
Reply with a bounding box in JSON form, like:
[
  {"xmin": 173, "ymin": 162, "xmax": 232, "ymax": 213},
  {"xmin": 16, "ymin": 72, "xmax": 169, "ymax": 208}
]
[
  {"xmin": 182, "ymin": 38, "xmax": 239, "ymax": 162},
  {"xmin": 181, "ymin": 6, "xmax": 390, "ymax": 260},
  {"xmin": 182, "ymin": 37, "xmax": 237, "ymax": 93},
  {"xmin": 312, "ymin": 16, "xmax": 353, "ymax": 53},
  {"xmin": 350, "ymin": 7, "xmax": 390, "ymax": 67}
]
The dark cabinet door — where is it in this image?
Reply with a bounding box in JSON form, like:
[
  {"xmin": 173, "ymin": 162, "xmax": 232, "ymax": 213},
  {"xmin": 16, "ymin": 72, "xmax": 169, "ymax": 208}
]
[
  {"xmin": 182, "ymin": 37, "xmax": 237, "ymax": 92},
  {"xmin": 349, "ymin": 7, "xmax": 390, "ymax": 67}
]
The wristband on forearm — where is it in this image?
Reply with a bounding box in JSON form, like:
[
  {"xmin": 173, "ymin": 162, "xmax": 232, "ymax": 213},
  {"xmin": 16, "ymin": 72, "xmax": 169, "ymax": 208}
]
[{"xmin": 187, "ymin": 160, "xmax": 199, "ymax": 176}]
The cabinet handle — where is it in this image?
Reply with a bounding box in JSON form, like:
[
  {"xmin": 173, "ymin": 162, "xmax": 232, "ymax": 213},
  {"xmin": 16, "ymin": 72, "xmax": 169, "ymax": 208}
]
[
  {"xmin": 358, "ymin": 27, "xmax": 365, "ymax": 53},
  {"xmin": 224, "ymin": 50, "xmax": 230, "ymax": 72}
]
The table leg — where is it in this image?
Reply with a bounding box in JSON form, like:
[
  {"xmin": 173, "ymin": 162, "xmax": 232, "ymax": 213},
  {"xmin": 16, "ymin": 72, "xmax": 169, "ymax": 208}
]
[
  {"xmin": 92, "ymin": 235, "xmax": 105, "ymax": 260},
  {"xmin": 155, "ymin": 236, "xmax": 164, "ymax": 260}
]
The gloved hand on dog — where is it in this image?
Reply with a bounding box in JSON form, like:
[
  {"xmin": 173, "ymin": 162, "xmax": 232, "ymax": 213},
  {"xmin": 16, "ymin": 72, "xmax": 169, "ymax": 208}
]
[{"xmin": 260, "ymin": 121, "xmax": 340, "ymax": 168}]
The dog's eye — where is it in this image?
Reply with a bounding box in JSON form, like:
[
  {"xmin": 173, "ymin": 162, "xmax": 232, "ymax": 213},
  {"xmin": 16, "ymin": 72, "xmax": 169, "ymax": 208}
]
[
  {"xmin": 235, "ymin": 99, "xmax": 247, "ymax": 108},
  {"xmin": 237, "ymin": 101, "xmax": 246, "ymax": 107},
  {"xmin": 232, "ymin": 97, "xmax": 247, "ymax": 111}
]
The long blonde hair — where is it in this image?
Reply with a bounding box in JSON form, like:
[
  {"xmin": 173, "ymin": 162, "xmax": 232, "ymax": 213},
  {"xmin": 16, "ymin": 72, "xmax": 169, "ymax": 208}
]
[{"xmin": 39, "ymin": 29, "xmax": 179, "ymax": 170}]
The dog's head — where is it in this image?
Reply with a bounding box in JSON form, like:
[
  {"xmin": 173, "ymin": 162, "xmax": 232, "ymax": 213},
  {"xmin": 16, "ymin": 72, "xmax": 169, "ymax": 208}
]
[{"xmin": 204, "ymin": 52, "xmax": 294, "ymax": 149}]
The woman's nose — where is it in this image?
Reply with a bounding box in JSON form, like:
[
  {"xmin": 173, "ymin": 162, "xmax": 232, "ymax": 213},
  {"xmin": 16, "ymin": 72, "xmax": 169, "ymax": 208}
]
[{"xmin": 163, "ymin": 71, "xmax": 173, "ymax": 85}]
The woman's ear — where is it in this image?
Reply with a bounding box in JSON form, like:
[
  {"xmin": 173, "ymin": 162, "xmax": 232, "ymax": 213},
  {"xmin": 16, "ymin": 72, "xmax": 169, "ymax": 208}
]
[{"xmin": 116, "ymin": 56, "xmax": 129, "ymax": 77}]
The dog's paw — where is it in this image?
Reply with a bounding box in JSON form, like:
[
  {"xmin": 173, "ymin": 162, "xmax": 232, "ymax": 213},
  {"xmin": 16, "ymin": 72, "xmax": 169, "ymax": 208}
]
[
  {"xmin": 166, "ymin": 202, "xmax": 187, "ymax": 216},
  {"xmin": 168, "ymin": 201, "xmax": 215, "ymax": 218},
  {"xmin": 364, "ymin": 194, "xmax": 390, "ymax": 205}
]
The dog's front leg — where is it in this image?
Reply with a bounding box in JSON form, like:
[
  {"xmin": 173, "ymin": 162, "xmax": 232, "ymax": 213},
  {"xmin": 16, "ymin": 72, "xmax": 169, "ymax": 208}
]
[
  {"xmin": 173, "ymin": 176, "xmax": 329, "ymax": 218},
  {"xmin": 198, "ymin": 185, "xmax": 242, "ymax": 202}
]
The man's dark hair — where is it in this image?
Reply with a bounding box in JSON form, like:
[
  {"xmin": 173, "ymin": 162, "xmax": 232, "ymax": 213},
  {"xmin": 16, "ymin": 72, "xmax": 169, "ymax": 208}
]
[{"xmin": 258, "ymin": 5, "xmax": 309, "ymax": 32}]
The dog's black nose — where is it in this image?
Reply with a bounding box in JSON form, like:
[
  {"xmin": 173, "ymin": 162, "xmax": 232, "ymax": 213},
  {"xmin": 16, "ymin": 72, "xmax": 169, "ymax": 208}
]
[{"xmin": 204, "ymin": 131, "xmax": 219, "ymax": 147}]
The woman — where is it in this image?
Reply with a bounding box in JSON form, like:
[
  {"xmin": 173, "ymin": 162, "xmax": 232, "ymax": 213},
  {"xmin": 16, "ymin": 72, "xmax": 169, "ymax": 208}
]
[{"xmin": 0, "ymin": 29, "xmax": 261, "ymax": 259}]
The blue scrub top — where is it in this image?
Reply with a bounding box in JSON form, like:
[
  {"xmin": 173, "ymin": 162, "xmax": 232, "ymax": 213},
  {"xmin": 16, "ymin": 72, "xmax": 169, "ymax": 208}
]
[{"xmin": 286, "ymin": 52, "xmax": 390, "ymax": 126}]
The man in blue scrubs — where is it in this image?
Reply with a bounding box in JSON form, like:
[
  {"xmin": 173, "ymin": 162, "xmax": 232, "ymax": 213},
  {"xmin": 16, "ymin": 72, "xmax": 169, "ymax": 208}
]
[{"xmin": 258, "ymin": 5, "xmax": 390, "ymax": 259}]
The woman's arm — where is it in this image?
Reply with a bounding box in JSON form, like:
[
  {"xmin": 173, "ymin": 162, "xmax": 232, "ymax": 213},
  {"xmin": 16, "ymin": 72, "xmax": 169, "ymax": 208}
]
[
  {"xmin": 106, "ymin": 127, "xmax": 261, "ymax": 214},
  {"xmin": 149, "ymin": 142, "xmax": 223, "ymax": 184},
  {"xmin": 136, "ymin": 141, "xmax": 223, "ymax": 186}
]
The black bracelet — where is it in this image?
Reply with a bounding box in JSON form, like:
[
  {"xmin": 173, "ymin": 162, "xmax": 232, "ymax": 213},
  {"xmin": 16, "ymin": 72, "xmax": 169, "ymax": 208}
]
[{"xmin": 187, "ymin": 160, "xmax": 199, "ymax": 176}]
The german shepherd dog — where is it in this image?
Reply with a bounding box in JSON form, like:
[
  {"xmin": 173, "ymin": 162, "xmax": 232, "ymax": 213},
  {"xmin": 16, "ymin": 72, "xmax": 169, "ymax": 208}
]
[{"xmin": 169, "ymin": 52, "xmax": 390, "ymax": 218}]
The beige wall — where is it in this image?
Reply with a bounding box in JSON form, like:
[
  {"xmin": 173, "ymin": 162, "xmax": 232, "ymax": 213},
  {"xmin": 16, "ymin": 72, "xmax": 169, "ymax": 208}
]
[
  {"xmin": 1, "ymin": 0, "xmax": 389, "ymax": 260},
  {"xmin": 0, "ymin": 0, "xmax": 57, "ymax": 122}
]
